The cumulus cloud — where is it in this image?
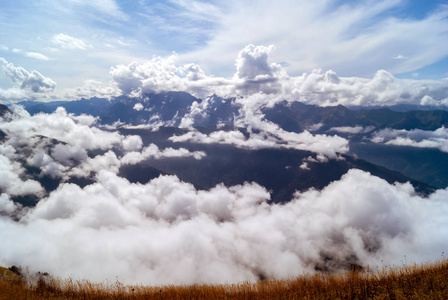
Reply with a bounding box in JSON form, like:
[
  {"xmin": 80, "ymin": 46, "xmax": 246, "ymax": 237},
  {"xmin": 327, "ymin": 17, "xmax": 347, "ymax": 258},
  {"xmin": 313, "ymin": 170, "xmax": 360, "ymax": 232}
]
[
  {"xmin": 0, "ymin": 169, "xmax": 446, "ymax": 285},
  {"xmin": 372, "ymin": 126, "xmax": 448, "ymax": 152},
  {"xmin": 0, "ymin": 107, "xmax": 207, "ymax": 182},
  {"xmin": 233, "ymin": 44, "xmax": 286, "ymax": 94},
  {"xmin": 0, "ymin": 193, "xmax": 18, "ymax": 214},
  {"xmin": 108, "ymin": 45, "xmax": 448, "ymax": 108},
  {"xmin": 51, "ymin": 33, "xmax": 87, "ymax": 50},
  {"xmin": 110, "ymin": 55, "xmax": 232, "ymax": 98},
  {"xmin": 182, "ymin": 92, "xmax": 349, "ymax": 159},
  {"xmin": 110, "ymin": 45, "xmax": 289, "ymax": 99},
  {"xmin": 0, "ymin": 107, "xmax": 122, "ymax": 150},
  {"xmin": 329, "ymin": 125, "xmax": 375, "ymax": 134},
  {"xmin": 284, "ymin": 69, "xmax": 448, "ymax": 107},
  {"xmin": 0, "ymin": 153, "xmax": 44, "ymax": 197},
  {"xmin": 121, "ymin": 135, "xmax": 143, "ymax": 151},
  {"xmin": 133, "ymin": 103, "xmax": 143, "ymax": 111},
  {"xmin": 121, "ymin": 144, "xmax": 206, "ymax": 165},
  {"xmin": 0, "ymin": 106, "xmax": 124, "ymax": 182},
  {"xmin": 0, "ymin": 58, "xmax": 56, "ymax": 93},
  {"xmin": 169, "ymin": 128, "xmax": 347, "ymax": 159}
]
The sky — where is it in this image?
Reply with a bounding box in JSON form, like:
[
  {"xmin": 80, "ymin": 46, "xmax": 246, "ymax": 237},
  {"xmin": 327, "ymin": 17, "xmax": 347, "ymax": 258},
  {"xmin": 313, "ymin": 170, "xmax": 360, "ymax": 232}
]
[{"xmin": 0, "ymin": 0, "xmax": 447, "ymax": 103}]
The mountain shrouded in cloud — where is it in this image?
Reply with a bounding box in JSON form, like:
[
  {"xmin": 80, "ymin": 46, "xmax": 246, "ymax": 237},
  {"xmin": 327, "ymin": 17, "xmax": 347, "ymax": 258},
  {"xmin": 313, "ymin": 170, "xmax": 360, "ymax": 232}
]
[
  {"xmin": 1, "ymin": 0, "xmax": 448, "ymax": 287},
  {"xmin": 2, "ymin": 81, "xmax": 448, "ymax": 284}
]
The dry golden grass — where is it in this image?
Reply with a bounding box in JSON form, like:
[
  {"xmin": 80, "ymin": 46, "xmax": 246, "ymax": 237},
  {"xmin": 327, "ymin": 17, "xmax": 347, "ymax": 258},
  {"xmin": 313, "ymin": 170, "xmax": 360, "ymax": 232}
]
[{"xmin": 0, "ymin": 259, "xmax": 447, "ymax": 299}]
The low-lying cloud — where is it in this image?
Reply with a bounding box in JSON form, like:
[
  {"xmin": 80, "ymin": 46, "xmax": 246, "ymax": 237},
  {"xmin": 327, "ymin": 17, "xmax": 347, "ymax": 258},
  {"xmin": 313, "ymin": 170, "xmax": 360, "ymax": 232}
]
[
  {"xmin": 169, "ymin": 128, "xmax": 347, "ymax": 160},
  {"xmin": 0, "ymin": 106, "xmax": 206, "ymax": 186},
  {"xmin": 372, "ymin": 126, "xmax": 448, "ymax": 152},
  {"xmin": 0, "ymin": 169, "xmax": 446, "ymax": 285},
  {"xmin": 1, "ymin": 102, "xmax": 447, "ymax": 286}
]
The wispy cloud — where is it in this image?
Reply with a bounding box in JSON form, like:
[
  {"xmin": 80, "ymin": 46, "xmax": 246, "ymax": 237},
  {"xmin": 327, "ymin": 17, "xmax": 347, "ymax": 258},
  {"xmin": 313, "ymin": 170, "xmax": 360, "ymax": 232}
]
[
  {"xmin": 24, "ymin": 52, "xmax": 51, "ymax": 61},
  {"xmin": 179, "ymin": 0, "xmax": 448, "ymax": 77},
  {"xmin": 51, "ymin": 33, "xmax": 87, "ymax": 50}
]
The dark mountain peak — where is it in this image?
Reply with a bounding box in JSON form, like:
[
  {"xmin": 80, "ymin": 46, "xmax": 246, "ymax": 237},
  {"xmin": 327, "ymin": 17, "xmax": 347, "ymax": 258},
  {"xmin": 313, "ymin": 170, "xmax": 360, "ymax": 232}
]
[{"xmin": 0, "ymin": 104, "xmax": 11, "ymax": 117}]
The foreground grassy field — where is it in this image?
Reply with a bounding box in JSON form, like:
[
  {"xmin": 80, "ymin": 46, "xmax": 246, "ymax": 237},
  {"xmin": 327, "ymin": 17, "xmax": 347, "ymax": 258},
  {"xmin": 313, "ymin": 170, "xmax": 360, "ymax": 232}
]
[{"xmin": 0, "ymin": 260, "xmax": 447, "ymax": 299}]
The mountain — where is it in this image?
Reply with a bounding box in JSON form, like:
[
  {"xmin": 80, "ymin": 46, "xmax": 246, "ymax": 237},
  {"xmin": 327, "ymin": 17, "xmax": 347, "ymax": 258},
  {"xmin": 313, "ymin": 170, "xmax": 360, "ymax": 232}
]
[
  {"xmin": 116, "ymin": 127, "xmax": 435, "ymax": 203},
  {"xmin": 9, "ymin": 92, "xmax": 448, "ymax": 198},
  {"xmin": 15, "ymin": 93, "xmax": 448, "ymax": 189},
  {"xmin": 18, "ymin": 94, "xmax": 448, "ymax": 132},
  {"xmin": 0, "ymin": 104, "xmax": 11, "ymax": 142},
  {"xmin": 263, "ymin": 101, "xmax": 448, "ymax": 133}
]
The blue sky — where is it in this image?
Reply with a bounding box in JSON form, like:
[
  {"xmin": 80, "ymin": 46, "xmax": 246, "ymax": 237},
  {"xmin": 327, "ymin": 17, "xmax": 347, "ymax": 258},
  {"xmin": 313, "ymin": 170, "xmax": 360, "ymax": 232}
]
[{"xmin": 0, "ymin": 0, "xmax": 447, "ymax": 101}]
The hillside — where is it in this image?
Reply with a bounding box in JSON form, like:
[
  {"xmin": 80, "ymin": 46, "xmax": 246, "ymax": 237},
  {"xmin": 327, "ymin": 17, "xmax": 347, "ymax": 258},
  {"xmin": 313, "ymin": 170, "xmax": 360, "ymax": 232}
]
[{"xmin": 0, "ymin": 260, "xmax": 447, "ymax": 299}]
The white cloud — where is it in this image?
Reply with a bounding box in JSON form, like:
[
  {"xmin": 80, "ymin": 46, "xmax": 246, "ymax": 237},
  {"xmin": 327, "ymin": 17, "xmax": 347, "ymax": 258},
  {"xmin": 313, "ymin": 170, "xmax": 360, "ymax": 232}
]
[
  {"xmin": 122, "ymin": 135, "xmax": 143, "ymax": 152},
  {"xmin": 0, "ymin": 193, "xmax": 18, "ymax": 214},
  {"xmin": 372, "ymin": 126, "xmax": 448, "ymax": 152},
  {"xmin": 108, "ymin": 46, "xmax": 448, "ymax": 108},
  {"xmin": 329, "ymin": 126, "xmax": 375, "ymax": 134},
  {"xmin": 235, "ymin": 45, "xmax": 279, "ymax": 80},
  {"xmin": 121, "ymin": 144, "xmax": 206, "ymax": 165},
  {"xmin": 133, "ymin": 103, "xmax": 143, "ymax": 111},
  {"xmin": 59, "ymin": 79, "xmax": 121, "ymax": 102},
  {"xmin": 0, "ymin": 169, "xmax": 446, "ymax": 285},
  {"xmin": 0, "ymin": 107, "xmax": 206, "ymax": 181},
  {"xmin": 284, "ymin": 69, "xmax": 448, "ymax": 107},
  {"xmin": 169, "ymin": 127, "xmax": 348, "ymax": 159},
  {"xmin": 68, "ymin": 150, "xmax": 121, "ymax": 178},
  {"xmin": 51, "ymin": 33, "xmax": 87, "ymax": 50},
  {"xmin": 109, "ymin": 55, "xmax": 232, "ymax": 98},
  {"xmin": 179, "ymin": 0, "xmax": 448, "ymax": 78},
  {"xmin": 0, "ymin": 58, "xmax": 56, "ymax": 93},
  {"xmin": 24, "ymin": 52, "xmax": 50, "ymax": 61},
  {"xmin": 0, "ymin": 154, "xmax": 43, "ymax": 197},
  {"xmin": 0, "ymin": 107, "xmax": 124, "ymax": 180}
]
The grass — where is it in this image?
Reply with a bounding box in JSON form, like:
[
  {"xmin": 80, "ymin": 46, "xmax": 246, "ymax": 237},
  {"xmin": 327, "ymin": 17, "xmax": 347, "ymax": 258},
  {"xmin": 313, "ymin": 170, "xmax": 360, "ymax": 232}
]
[
  {"xmin": 0, "ymin": 266, "xmax": 21, "ymax": 282},
  {"xmin": 0, "ymin": 259, "xmax": 447, "ymax": 299}
]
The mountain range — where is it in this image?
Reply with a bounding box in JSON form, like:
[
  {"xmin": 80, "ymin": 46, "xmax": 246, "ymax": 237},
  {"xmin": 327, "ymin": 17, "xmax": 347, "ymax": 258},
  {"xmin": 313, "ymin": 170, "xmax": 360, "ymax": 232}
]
[{"xmin": 2, "ymin": 92, "xmax": 447, "ymax": 206}]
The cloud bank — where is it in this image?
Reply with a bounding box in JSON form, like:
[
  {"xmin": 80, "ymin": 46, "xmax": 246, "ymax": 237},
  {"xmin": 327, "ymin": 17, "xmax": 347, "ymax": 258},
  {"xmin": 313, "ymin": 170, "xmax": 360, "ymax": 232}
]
[
  {"xmin": 372, "ymin": 126, "xmax": 448, "ymax": 152},
  {"xmin": 1, "ymin": 42, "xmax": 447, "ymax": 107},
  {"xmin": 108, "ymin": 45, "xmax": 448, "ymax": 108},
  {"xmin": 1, "ymin": 99, "xmax": 447, "ymax": 286},
  {"xmin": 0, "ymin": 106, "xmax": 205, "ymax": 184},
  {"xmin": 0, "ymin": 169, "xmax": 447, "ymax": 285}
]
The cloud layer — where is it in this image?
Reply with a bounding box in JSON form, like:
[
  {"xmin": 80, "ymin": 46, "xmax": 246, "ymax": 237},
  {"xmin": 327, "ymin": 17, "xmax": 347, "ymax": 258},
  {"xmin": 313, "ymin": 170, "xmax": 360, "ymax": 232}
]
[
  {"xmin": 0, "ymin": 106, "xmax": 205, "ymax": 185},
  {"xmin": 108, "ymin": 45, "xmax": 448, "ymax": 108},
  {"xmin": 372, "ymin": 126, "xmax": 448, "ymax": 152},
  {"xmin": 0, "ymin": 169, "xmax": 447, "ymax": 285},
  {"xmin": 1, "ymin": 100, "xmax": 448, "ymax": 286}
]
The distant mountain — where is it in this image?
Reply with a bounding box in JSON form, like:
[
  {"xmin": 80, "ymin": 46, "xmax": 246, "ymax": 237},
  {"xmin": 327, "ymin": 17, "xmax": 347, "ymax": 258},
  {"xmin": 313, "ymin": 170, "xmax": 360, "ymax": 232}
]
[
  {"xmin": 10, "ymin": 92, "xmax": 448, "ymax": 193},
  {"xmin": 19, "ymin": 92, "xmax": 199, "ymax": 126},
  {"xmin": 117, "ymin": 127, "xmax": 435, "ymax": 203},
  {"xmin": 263, "ymin": 101, "xmax": 448, "ymax": 133},
  {"xmin": 0, "ymin": 104, "xmax": 10, "ymax": 142},
  {"xmin": 18, "ymin": 94, "xmax": 448, "ymax": 132}
]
